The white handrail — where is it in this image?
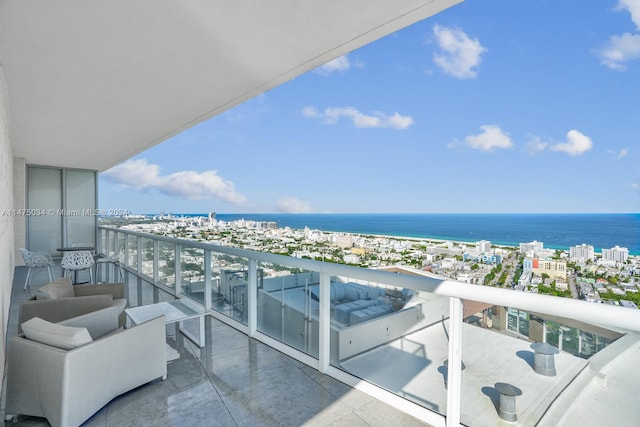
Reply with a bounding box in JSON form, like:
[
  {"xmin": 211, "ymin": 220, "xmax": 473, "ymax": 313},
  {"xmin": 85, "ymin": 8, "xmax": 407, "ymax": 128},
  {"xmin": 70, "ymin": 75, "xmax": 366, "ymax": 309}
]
[{"xmin": 99, "ymin": 225, "xmax": 640, "ymax": 333}]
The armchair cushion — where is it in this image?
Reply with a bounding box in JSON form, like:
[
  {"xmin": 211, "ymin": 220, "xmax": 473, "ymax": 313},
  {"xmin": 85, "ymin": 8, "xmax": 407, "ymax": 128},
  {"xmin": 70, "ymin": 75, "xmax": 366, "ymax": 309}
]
[
  {"xmin": 22, "ymin": 280, "xmax": 128, "ymax": 330},
  {"xmin": 57, "ymin": 305, "xmax": 120, "ymax": 339},
  {"xmin": 19, "ymin": 295, "xmax": 115, "ymax": 333},
  {"xmin": 22, "ymin": 317, "xmax": 93, "ymax": 350},
  {"xmin": 73, "ymin": 282, "xmax": 124, "ymax": 299},
  {"xmin": 36, "ymin": 276, "xmax": 75, "ymax": 300}
]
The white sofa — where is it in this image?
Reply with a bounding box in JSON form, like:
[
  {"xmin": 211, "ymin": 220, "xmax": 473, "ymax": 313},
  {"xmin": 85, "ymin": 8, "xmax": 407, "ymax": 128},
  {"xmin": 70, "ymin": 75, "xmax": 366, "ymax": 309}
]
[{"xmin": 5, "ymin": 305, "xmax": 167, "ymax": 427}]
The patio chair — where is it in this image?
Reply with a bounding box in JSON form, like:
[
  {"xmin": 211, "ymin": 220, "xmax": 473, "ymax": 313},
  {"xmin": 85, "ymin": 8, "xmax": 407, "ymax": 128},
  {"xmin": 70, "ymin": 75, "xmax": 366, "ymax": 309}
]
[
  {"xmin": 95, "ymin": 248, "xmax": 124, "ymax": 283},
  {"xmin": 18, "ymin": 248, "xmax": 55, "ymax": 290},
  {"xmin": 61, "ymin": 250, "xmax": 95, "ymax": 284}
]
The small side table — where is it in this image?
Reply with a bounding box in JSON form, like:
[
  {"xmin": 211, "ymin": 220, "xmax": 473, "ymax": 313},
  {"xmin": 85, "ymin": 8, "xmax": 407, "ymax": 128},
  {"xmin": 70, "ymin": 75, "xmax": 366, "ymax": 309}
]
[
  {"xmin": 495, "ymin": 382, "xmax": 522, "ymax": 422},
  {"xmin": 125, "ymin": 299, "xmax": 207, "ymax": 361},
  {"xmin": 531, "ymin": 342, "xmax": 560, "ymax": 376}
]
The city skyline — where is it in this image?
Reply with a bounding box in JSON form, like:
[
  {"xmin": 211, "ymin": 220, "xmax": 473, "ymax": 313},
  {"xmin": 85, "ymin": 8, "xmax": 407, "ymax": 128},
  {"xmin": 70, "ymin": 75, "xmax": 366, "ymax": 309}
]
[{"xmin": 100, "ymin": 0, "xmax": 640, "ymax": 214}]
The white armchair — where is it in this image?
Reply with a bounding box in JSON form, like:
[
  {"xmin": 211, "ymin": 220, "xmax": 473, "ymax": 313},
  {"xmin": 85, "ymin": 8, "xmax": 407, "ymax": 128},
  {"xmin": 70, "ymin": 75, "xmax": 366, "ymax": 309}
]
[{"xmin": 5, "ymin": 306, "xmax": 167, "ymax": 427}]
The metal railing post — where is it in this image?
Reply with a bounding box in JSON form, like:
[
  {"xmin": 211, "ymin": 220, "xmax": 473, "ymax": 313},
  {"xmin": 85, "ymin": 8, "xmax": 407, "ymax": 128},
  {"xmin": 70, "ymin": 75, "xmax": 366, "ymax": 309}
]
[
  {"xmin": 319, "ymin": 272, "xmax": 331, "ymax": 373},
  {"xmin": 248, "ymin": 258, "xmax": 258, "ymax": 336},
  {"xmin": 446, "ymin": 297, "xmax": 463, "ymax": 427},
  {"xmin": 122, "ymin": 233, "xmax": 128, "ymax": 268},
  {"xmin": 204, "ymin": 250, "xmax": 212, "ymax": 312},
  {"xmin": 174, "ymin": 243, "xmax": 181, "ymax": 298},
  {"xmin": 153, "ymin": 240, "xmax": 159, "ymax": 303},
  {"xmin": 136, "ymin": 235, "xmax": 143, "ymax": 306}
]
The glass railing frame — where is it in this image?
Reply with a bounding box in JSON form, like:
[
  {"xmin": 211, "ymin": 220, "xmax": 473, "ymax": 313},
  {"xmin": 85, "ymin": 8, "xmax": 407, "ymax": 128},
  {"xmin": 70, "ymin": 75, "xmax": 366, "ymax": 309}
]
[{"xmin": 98, "ymin": 225, "xmax": 640, "ymax": 427}]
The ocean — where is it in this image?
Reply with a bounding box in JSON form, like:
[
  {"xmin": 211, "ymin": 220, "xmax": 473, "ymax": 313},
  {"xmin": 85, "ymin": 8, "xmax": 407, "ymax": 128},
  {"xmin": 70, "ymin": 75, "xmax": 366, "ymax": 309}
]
[{"xmin": 194, "ymin": 213, "xmax": 640, "ymax": 255}]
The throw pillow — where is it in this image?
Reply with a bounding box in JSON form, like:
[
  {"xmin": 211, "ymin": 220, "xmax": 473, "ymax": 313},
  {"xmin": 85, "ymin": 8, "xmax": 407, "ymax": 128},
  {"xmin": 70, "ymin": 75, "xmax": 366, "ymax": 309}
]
[
  {"xmin": 21, "ymin": 317, "xmax": 92, "ymax": 349},
  {"xmin": 36, "ymin": 276, "xmax": 74, "ymax": 300}
]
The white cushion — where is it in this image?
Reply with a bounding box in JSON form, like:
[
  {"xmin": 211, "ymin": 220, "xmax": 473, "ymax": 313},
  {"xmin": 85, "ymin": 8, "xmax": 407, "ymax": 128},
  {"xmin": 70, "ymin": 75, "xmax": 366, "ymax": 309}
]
[
  {"xmin": 114, "ymin": 298, "xmax": 127, "ymax": 313},
  {"xmin": 22, "ymin": 317, "xmax": 93, "ymax": 349},
  {"xmin": 36, "ymin": 276, "xmax": 75, "ymax": 300}
]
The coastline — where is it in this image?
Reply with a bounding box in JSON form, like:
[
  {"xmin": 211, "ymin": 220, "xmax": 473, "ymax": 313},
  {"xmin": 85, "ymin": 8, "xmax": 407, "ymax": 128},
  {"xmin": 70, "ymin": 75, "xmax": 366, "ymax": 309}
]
[
  {"xmin": 128, "ymin": 212, "xmax": 640, "ymax": 256},
  {"xmin": 215, "ymin": 213, "xmax": 640, "ymax": 256}
]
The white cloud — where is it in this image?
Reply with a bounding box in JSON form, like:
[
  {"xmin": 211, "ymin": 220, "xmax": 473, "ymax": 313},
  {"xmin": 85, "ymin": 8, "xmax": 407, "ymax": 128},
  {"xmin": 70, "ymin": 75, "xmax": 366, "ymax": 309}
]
[
  {"xmin": 315, "ymin": 54, "xmax": 362, "ymax": 76},
  {"xmin": 102, "ymin": 159, "xmax": 246, "ymax": 205},
  {"xmin": 301, "ymin": 106, "xmax": 320, "ymax": 118},
  {"xmin": 276, "ymin": 196, "xmax": 313, "ymax": 213},
  {"xmin": 617, "ymin": 0, "xmax": 640, "ymax": 29},
  {"xmin": 525, "ymin": 135, "xmax": 549, "ymax": 154},
  {"xmin": 595, "ymin": 32, "xmax": 640, "ymax": 70},
  {"xmin": 609, "ymin": 148, "xmax": 629, "ymax": 158},
  {"xmin": 432, "ymin": 25, "xmax": 487, "ymax": 79},
  {"xmin": 103, "ymin": 158, "xmax": 161, "ymax": 189},
  {"xmin": 303, "ymin": 106, "xmax": 414, "ymax": 130},
  {"xmin": 464, "ymin": 125, "xmax": 513, "ymax": 152},
  {"xmin": 550, "ymin": 130, "xmax": 593, "ymax": 156}
]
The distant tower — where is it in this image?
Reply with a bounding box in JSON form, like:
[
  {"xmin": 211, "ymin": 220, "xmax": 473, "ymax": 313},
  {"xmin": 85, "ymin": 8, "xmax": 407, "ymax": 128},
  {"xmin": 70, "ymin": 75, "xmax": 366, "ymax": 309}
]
[
  {"xmin": 476, "ymin": 240, "xmax": 491, "ymax": 254},
  {"xmin": 602, "ymin": 245, "xmax": 629, "ymax": 263},
  {"xmin": 208, "ymin": 211, "xmax": 217, "ymax": 222},
  {"xmin": 569, "ymin": 244, "xmax": 594, "ymax": 262}
]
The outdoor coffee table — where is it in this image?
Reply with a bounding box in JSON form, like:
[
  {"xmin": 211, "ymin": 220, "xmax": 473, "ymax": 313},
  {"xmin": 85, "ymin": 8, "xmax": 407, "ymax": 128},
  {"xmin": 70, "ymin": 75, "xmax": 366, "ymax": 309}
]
[{"xmin": 125, "ymin": 299, "xmax": 207, "ymax": 361}]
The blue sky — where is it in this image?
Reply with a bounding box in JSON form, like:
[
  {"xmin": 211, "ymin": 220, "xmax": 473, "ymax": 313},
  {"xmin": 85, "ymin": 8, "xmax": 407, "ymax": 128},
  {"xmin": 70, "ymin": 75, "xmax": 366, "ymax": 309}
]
[{"xmin": 100, "ymin": 0, "xmax": 640, "ymax": 214}]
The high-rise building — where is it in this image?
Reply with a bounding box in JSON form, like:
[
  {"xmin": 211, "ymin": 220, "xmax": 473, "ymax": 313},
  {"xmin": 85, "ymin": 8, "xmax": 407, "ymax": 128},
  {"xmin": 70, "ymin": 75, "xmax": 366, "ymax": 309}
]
[
  {"xmin": 520, "ymin": 240, "xmax": 544, "ymax": 256},
  {"xmin": 569, "ymin": 244, "xmax": 595, "ymax": 261},
  {"xmin": 602, "ymin": 245, "xmax": 629, "ymax": 263},
  {"xmin": 476, "ymin": 240, "xmax": 491, "ymax": 253}
]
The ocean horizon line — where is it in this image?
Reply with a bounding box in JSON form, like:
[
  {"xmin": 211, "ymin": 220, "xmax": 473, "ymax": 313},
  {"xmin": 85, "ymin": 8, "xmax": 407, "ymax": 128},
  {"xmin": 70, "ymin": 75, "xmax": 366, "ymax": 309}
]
[{"xmin": 120, "ymin": 212, "xmax": 640, "ymax": 255}]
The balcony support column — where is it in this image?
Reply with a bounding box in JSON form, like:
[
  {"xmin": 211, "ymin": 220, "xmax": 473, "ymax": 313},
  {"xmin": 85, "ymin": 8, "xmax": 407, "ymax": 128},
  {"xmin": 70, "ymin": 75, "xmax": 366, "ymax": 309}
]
[
  {"xmin": 248, "ymin": 258, "xmax": 258, "ymax": 336},
  {"xmin": 446, "ymin": 297, "xmax": 463, "ymax": 427},
  {"xmin": 174, "ymin": 244, "xmax": 181, "ymax": 298},
  {"xmin": 319, "ymin": 272, "xmax": 331, "ymax": 373},
  {"xmin": 153, "ymin": 240, "xmax": 159, "ymax": 288},
  {"xmin": 204, "ymin": 251, "xmax": 212, "ymax": 312},
  {"xmin": 136, "ymin": 236, "xmax": 143, "ymax": 306}
]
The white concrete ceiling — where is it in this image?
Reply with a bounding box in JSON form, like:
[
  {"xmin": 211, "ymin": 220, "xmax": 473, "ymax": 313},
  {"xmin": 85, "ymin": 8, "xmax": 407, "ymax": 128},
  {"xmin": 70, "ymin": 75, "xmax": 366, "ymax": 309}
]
[{"xmin": 0, "ymin": 0, "xmax": 460, "ymax": 171}]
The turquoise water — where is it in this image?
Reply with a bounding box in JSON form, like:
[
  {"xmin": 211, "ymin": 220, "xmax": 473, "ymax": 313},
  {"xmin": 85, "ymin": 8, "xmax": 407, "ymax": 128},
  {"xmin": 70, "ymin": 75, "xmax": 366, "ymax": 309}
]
[{"xmin": 181, "ymin": 213, "xmax": 640, "ymax": 255}]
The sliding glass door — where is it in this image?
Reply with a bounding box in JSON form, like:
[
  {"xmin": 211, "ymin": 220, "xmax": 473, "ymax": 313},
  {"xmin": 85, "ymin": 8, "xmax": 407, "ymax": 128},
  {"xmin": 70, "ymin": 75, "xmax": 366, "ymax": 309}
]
[{"xmin": 27, "ymin": 166, "xmax": 97, "ymax": 255}]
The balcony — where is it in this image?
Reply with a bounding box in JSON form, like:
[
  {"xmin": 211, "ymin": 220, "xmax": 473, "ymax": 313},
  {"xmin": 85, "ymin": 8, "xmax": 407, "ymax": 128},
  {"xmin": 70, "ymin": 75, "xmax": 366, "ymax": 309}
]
[
  {"xmin": 3, "ymin": 254, "xmax": 427, "ymax": 426},
  {"xmin": 6, "ymin": 225, "xmax": 639, "ymax": 426},
  {"xmin": 5, "ymin": 2, "xmax": 637, "ymax": 425}
]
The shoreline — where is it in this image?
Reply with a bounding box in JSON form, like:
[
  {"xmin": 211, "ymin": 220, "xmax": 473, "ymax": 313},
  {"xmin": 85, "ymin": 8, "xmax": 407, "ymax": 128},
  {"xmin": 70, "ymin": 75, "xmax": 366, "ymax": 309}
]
[
  {"xmin": 306, "ymin": 230, "xmax": 637, "ymax": 258},
  {"xmin": 112, "ymin": 212, "xmax": 640, "ymax": 256}
]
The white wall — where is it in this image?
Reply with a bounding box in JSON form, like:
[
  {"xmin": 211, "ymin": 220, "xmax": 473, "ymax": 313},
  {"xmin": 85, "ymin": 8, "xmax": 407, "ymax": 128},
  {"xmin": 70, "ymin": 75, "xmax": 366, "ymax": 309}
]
[
  {"xmin": 13, "ymin": 158, "xmax": 25, "ymax": 266},
  {"xmin": 0, "ymin": 64, "xmax": 15, "ymax": 390}
]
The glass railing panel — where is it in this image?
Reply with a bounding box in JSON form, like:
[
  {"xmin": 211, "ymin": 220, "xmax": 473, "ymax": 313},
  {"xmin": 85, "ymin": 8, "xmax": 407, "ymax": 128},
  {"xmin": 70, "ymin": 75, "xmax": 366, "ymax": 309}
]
[
  {"xmin": 158, "ymin": 241, "xmax": 175, "ymax": 289},
  {"xmin": 98, "ymin": 228, "xmax": 107, "ymax": 255},
  {"xmin": 128, "ymin": 277, "xmax": 174, "ymax": 308},
  {"xmin": 256, "ymin": 263, "xmax": 318, "ymax": 358},
  {"xmin": 115, "ymin": 232, "xmax": 125, "ymax": 263},
  {"xmin": 179, "ymin": 246, "xmax": 205, "ymax": 304},
  {"xmin": 138, "ymin": 237, "xmax": 155, "ymax": 281},
  {"xmin": 209, "ymin": 251, "xmax": 248, "ymax": 324},
  {"xmin": 331, "ymin": 277, "xmax": 449, "ymax": 417},
  {"xmin": 127, "ymin": 235, "xmax": 137, "ymax": 271},
  {"xmin": 107, "ymin": 230, "xmax": 116, "ymax": 257}
]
